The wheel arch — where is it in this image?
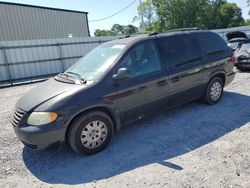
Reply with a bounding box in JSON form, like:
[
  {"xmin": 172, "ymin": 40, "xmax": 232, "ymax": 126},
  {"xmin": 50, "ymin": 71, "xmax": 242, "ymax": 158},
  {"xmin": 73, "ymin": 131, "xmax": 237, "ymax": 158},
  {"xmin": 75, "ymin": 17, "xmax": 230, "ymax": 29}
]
[
  {"xmin": 208, "ymin": 69, "xmax": 226, "ymax": 86},
  {"xmin": 65, "ymin": 105, "xmax": 121, "ymax": 142},
  {"xmin": 210, "ymin": 72, "xmax": 226, "ymax": 86}
]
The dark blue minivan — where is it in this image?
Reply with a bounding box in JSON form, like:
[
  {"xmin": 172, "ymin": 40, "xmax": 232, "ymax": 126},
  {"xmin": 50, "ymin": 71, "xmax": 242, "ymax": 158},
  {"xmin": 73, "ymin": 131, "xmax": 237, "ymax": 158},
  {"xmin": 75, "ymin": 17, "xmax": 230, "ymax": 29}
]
[{"xmin": 12, "ymin": 29, "xmax": 235, "ymax": 155}]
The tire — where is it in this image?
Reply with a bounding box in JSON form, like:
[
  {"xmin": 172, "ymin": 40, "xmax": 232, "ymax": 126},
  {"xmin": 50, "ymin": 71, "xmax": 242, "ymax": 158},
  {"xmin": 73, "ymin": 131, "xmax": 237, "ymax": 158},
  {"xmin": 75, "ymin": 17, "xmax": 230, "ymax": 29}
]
[
  {"xmin": 202, "ymin": 77, "xmax": 224, "ymax": 105},
  {"xmin": 68, "ymin": 111, "xmax": 114, "ymax": 155}
]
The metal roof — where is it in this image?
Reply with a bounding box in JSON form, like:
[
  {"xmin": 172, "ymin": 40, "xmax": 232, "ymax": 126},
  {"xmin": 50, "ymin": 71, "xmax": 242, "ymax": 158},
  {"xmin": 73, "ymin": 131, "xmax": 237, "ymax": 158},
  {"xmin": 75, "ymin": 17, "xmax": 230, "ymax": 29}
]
[{"xmin": 0, "ymin": 1, "xmax": 88, "ymax": 14}]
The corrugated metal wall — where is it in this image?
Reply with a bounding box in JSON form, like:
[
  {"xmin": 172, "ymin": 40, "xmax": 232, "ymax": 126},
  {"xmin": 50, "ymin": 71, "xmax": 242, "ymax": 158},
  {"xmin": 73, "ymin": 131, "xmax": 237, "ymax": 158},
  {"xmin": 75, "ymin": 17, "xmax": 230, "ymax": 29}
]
[
  {"xmin": 0, "ymin": 2, "xmax": 89, "ymax": 41},
  {"xmin": 0, "ymin": 36, "xmax": 120, "ymax": 86}
]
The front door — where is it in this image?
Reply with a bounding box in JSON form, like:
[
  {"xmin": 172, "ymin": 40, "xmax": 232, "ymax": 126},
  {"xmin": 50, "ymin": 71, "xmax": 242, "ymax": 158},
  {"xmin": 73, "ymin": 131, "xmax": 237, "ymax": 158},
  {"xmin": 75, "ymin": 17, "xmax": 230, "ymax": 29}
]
[{"xmin": 115, "ymin": 40, "xmax": 169, "ymax": 124}]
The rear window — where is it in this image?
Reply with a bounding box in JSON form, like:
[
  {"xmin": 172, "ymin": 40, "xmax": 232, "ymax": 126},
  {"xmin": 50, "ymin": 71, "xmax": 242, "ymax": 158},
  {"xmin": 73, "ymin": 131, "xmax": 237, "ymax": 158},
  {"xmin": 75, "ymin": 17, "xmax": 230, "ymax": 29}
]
[
  {"xmin": 156, "ymin": 34, "xmax": 201, "ymax": 68},
  {"xmin": 193, "ymin": 32, "xmax": 227, "ymax": 55}
]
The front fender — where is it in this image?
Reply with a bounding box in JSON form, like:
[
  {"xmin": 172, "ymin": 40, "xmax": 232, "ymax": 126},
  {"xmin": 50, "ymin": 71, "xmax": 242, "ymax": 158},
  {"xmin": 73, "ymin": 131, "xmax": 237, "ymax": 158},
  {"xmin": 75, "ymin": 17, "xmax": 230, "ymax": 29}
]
[{"xmin": 64, "ymin": 98, "xmax": 121, "ymax": 133}]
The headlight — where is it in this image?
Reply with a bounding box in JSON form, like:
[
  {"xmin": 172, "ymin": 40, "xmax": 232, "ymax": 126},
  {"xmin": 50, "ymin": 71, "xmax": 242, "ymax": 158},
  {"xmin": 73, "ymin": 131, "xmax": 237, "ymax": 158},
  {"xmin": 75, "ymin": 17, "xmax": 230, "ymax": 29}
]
[{"xmin": 27, "ymin": 112, "xmax": 58, "ymax": 126}]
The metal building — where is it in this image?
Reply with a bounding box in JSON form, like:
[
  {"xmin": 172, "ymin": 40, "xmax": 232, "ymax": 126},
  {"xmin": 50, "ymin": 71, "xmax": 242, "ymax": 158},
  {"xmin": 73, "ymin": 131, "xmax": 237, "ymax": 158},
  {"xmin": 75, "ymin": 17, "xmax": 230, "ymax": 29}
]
[{"xmin": 0, "ymin": 2, "xmax": 90, "ymax": 41}]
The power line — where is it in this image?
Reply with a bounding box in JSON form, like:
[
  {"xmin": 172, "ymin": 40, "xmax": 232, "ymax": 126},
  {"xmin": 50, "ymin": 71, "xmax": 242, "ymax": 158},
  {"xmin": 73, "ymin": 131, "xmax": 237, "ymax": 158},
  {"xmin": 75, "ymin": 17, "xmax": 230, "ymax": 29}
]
[{"xmin": 89, "ymin": 0, "xmax": 137, "ymax": 22}]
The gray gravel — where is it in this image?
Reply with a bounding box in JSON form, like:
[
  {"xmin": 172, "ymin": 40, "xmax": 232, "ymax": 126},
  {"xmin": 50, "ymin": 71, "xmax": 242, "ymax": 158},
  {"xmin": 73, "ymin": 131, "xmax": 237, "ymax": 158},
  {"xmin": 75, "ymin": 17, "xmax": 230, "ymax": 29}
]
[{"xmin": 0, "ymin": 72, "xmax": 250, "ymax": 188}]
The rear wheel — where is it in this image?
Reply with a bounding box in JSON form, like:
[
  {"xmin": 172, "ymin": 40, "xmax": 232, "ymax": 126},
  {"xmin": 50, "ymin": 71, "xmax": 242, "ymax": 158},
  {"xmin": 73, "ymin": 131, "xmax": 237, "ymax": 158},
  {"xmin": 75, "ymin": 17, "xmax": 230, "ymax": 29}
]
[
  {"xmin": 203, "ymin": 77, "xmax": 224, "ymax": 105},
  {"xmin": 68, "ymin": 111, "xmax": 114, "ymax": 155}
]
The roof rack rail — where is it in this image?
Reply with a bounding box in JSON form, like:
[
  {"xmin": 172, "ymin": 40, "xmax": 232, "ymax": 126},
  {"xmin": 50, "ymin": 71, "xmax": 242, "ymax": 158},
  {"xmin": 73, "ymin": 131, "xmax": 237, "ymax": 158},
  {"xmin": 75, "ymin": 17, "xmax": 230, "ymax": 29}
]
[
  {"xmin": 148, "ymin": 32, "xmax": 158, "ymax": 36},
  {"xmin": 118, "ymin": 35, "xmax": 130, "ymax": 39},
  {"xmin": 166, "ymin": 27, "xmax": 201, "ymax": 33}
]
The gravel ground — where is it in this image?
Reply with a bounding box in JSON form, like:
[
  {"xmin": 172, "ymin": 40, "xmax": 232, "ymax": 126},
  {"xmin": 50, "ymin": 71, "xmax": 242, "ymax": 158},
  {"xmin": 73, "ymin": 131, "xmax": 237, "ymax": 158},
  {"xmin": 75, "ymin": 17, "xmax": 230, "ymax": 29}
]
[{"xmin": 0, "ymin": 72, "xmax": 250, "ymax": 188}]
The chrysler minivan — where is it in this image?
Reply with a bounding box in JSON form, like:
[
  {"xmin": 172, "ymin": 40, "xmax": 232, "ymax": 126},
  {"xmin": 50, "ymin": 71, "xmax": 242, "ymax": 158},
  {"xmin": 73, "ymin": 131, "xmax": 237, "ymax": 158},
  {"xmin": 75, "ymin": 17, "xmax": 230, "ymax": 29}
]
[{"xmin": 12, "ymin": 29, "xmax": 235, "ymax": 155}]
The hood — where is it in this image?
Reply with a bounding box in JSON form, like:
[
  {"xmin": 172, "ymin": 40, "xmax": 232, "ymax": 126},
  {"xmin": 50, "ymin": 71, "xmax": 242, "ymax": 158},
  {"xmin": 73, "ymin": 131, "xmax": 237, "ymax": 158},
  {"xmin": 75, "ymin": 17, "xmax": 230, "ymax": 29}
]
[
  {"xmin": 17, "ymin": 78, "xmax": 85, "ymax": 112},
  {"xmin": 226, "ymin": 31, "xmax": 247, "ymax": 41}
]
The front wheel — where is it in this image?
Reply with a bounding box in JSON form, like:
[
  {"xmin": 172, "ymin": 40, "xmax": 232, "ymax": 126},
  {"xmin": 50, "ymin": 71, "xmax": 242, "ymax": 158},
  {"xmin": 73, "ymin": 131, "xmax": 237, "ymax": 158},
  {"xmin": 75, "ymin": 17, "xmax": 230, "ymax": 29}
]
[
  {"xmin": 203, "ymin": 77, "xmax": 224, "ymax": 105},
  {"xmin": 68, "ymin": 111, "xmax": 114, "ymax": 155}
]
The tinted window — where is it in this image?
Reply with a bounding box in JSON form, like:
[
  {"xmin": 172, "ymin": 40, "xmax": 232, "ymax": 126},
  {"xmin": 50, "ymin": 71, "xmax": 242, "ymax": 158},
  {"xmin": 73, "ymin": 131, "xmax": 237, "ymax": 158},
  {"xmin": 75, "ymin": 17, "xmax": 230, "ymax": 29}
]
[
  {"xmin": 119, "ymin": 40, "xmax": 161, "ymax": 77},
  {"xmin": 193, "ymin": 32, "xmax": 227, "ymax": 55},
  {"xmin": 157, "ymin": 34, "xmax": 201, "ymax": 68}
]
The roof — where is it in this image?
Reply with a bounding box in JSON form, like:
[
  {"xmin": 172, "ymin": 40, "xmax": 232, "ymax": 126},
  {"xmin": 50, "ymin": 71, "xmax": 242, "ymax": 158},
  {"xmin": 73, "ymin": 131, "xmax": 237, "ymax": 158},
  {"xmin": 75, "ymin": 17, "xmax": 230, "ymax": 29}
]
[
  {"xmin": 107, "ymin": 29, "xmax": 211, "ymax": 46},
  {"xmin": 157, "ymin": 29, "xmax": 210, "ymax": 38},
  {"xmin": 107, "ymin": 35, "xmax": 149, "ymax": 45},
  {"xmin": 0, "ymin": 1, "xmax": 88, "ymax": 14}
]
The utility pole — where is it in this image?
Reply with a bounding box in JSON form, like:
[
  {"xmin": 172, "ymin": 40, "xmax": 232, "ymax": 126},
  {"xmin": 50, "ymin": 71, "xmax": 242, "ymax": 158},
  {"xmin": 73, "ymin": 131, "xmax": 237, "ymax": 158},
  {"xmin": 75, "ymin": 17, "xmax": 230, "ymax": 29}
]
[{"xmin": 139, "ymin": 0, "xmax": 145, "ymax": 33}]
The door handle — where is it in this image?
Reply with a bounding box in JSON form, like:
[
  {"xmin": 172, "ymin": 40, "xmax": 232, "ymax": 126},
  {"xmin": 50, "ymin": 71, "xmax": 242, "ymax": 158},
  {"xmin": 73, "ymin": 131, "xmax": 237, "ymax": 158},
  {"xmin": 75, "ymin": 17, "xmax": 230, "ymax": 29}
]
[
  {"xmin": 171, "ymin": 76, "xmax": 181, "ymax": 83},
  {"xmin": 157, "ymin": 80, "xmax": 168, "ymax": 86}
]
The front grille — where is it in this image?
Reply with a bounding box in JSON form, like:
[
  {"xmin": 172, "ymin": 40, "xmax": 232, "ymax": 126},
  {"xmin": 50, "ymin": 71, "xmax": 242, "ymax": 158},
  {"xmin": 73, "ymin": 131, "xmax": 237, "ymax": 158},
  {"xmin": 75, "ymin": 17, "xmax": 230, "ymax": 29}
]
[{"xmin": 12, "ymin": 106, "xmax": 26, "ymax": 127}]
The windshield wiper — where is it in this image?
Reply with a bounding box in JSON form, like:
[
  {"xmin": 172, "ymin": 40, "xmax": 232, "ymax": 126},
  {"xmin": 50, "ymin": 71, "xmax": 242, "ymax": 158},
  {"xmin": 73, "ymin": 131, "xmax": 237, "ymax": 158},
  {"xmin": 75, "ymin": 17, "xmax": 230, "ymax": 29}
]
[
  {"xmin": 54, "ymin": 73, "xmax": 75, "ymax": 84},
  {"xmin": 63, "ymin": 72, "xmax": 86, "ymax": 84},
  {"xmin": 66, "ymin": 71, "xmax": 82, "ymax": 77}
]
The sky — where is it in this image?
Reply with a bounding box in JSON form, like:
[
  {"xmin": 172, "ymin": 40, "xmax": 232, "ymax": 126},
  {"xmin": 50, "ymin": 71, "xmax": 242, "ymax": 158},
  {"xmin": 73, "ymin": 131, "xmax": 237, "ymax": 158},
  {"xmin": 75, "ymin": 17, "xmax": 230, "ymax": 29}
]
[{"xmin": 1, "ymin": 0, "xmax": 249, "ymax": 36}]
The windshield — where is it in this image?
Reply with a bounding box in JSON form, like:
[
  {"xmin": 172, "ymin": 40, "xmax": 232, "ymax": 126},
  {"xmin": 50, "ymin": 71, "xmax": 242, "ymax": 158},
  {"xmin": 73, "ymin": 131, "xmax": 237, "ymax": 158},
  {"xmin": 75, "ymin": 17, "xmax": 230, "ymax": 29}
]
[{"xmin": 64, "ymin": 43, "xmax": 126, "ymax": 81}]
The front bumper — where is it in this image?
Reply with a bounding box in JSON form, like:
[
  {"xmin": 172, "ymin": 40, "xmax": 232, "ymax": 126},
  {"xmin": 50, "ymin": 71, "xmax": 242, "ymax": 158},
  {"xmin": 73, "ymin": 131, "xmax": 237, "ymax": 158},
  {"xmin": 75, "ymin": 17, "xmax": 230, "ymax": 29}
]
[
  {"xmin": 235, "ymin": 62, "xmax": 250, "ymax": 69},
  {"xmin": 13, "ymin": 122, "xmax": 66, "ymax": 150}
]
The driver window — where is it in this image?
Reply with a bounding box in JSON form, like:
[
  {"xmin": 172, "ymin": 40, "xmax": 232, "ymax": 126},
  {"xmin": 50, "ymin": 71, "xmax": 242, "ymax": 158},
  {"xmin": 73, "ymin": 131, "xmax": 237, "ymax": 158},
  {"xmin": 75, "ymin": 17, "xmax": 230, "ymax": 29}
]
[{"xmin": 119, "ymin": 41, "xmax": 161, "ymax": 77}]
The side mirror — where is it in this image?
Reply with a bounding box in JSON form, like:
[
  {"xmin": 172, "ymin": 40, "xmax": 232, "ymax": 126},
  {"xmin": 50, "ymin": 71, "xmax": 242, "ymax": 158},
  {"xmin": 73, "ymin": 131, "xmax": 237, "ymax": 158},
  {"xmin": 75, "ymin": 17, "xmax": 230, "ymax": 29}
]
[{"xmin": 112, "ymin": 68, "xmax": 131, "ymax": 81}]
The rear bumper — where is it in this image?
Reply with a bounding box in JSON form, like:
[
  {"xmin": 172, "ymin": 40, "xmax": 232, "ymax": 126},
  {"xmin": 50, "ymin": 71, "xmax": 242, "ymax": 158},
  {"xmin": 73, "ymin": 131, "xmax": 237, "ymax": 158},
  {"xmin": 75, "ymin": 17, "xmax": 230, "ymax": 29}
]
[
  {"xmin": 225, "ymin": 71, "xmax": 236, "ymax": 86},
  {"xmin": 235, "ymin": 62, "xmax": 250, "ymax": 69},
  {"xmin": 13, "ymin": 122, "xmax": 66, "ymax": 150}
]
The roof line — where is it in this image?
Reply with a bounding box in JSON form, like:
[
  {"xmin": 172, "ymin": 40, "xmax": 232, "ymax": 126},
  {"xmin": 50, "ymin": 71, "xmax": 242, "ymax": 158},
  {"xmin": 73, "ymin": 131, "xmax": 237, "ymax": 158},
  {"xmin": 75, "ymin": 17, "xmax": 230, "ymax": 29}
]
[{"xmin": 0, "ymin": 1, "xmax": 88, "ymax": 14}]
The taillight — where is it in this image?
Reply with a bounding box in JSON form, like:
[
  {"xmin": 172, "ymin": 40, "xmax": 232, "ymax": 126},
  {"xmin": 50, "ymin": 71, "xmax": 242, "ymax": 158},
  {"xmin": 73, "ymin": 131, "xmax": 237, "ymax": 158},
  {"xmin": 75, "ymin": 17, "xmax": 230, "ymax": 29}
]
[{"xmin": 230, "ymin": 53, "xmax": 237, "ymax": 64}]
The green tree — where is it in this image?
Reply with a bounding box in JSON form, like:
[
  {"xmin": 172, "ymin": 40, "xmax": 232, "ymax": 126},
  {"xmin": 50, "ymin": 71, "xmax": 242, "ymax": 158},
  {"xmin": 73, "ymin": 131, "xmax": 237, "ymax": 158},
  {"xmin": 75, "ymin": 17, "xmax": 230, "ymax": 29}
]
[
  {"xmin": 124, "ymin": 24, "xmax": 139, "ymax": 35},
  {"xmin": 111, "ymin": 24, "xmax": 138, "ymax": 35},
  {"xmin": 94, "ymin": 29, "xmax": 113, "ymax": 36},
  {"xmin": 111, "ymin": 24, "xmax": 124, "ymax": 35},
  {"xmin": 153, "ymin": 0, "xmax": 212, "ymax": 31},
  {"xmin": 198, "ymin": 0, "xmax": 225, "ymax": 29},
  {"xmin": 134, "ymin": 0, "xmax": 159, "ymax": 32},
  {"xmin": 245, "ymin": 19, "xmax": 250, "ymax": 25},
  {"xmin": 153, "ymin": 0, "xmax": 244, "ymax": 31},
  {"xmin": 217, "ymin": 3, "xmax": 244, "ymax": 28}
]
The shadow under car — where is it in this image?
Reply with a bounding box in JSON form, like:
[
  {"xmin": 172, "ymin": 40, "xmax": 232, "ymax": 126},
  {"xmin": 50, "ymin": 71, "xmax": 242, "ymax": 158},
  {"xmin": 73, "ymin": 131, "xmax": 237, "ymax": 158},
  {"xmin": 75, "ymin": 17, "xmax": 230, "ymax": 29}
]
[{"xmin": 22, "ymin": 91, "xmax": 250, "ymax": 185}]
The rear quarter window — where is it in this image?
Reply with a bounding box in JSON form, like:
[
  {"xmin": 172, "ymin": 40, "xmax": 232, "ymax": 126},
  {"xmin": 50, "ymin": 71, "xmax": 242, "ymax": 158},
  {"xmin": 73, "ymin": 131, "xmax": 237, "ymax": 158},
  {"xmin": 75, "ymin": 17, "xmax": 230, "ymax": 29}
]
[
  {"xmin": 193, "ymin": 32, "xmax": 227, "ymax": 56},
  {"xmin": 156, "ymin": 34, "xmax": 201, "ymax": 68}
]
